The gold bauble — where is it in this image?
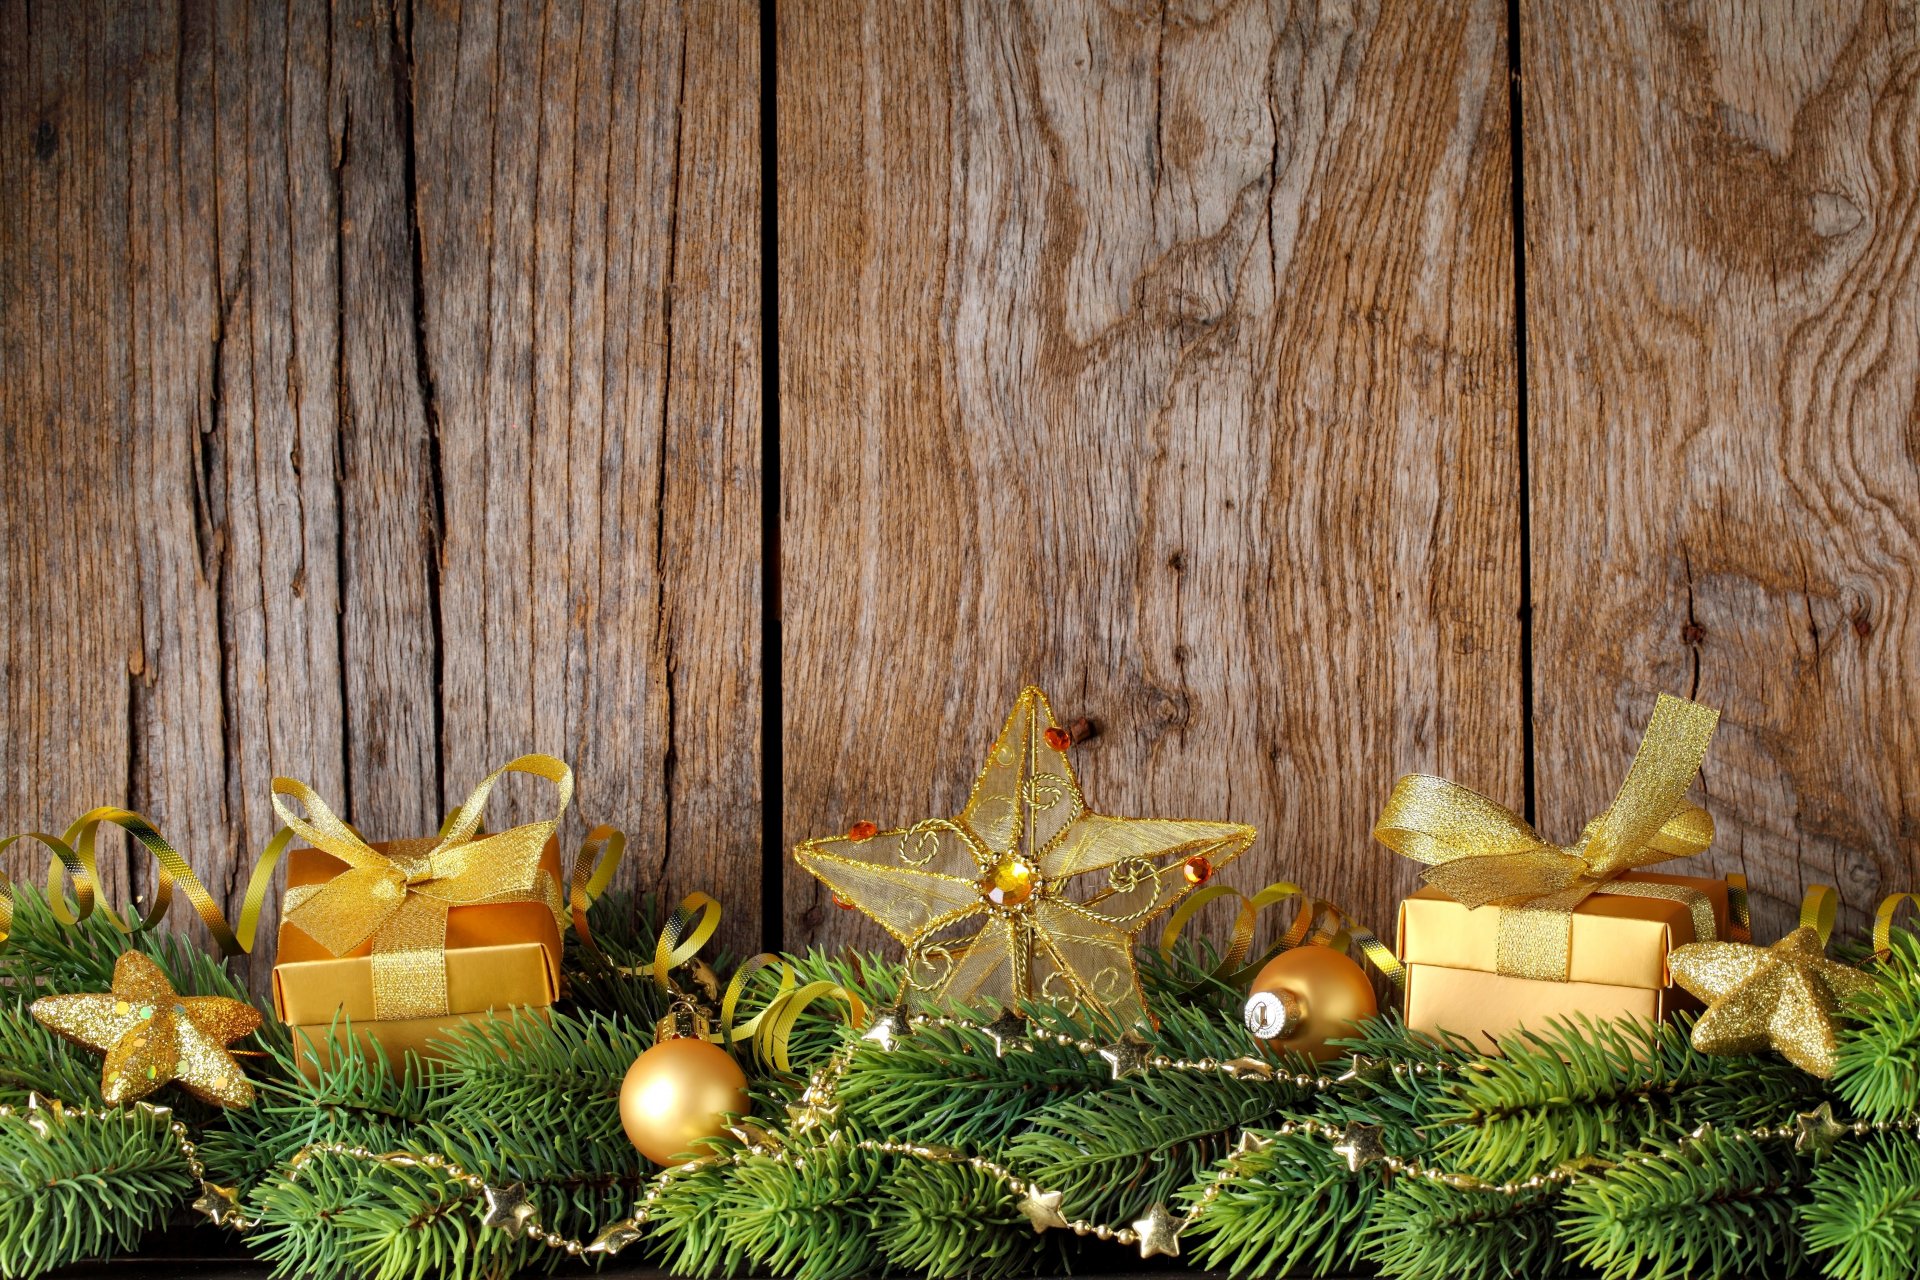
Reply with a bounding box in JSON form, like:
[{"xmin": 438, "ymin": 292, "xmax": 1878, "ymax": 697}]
[
  {"xmin": 619, "ymin": 1036, "xmax": 751, "ymax": 1165},
  {"xmin": 1242, "ymin": 945, "xmax": 1377, "ymax": 1062}
]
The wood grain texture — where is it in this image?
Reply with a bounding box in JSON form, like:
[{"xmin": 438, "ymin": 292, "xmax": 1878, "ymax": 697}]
[
  {"xmin": 0, "ymin": 0, "xmax": 762, "ymax": 984},
  {"xmin": 778, "ymin": 0, "xmax": 1524, "ymax": 955},
  {"xmin": 1524, "ymin": 0, "xmax": 1920, "ymax": 942}
]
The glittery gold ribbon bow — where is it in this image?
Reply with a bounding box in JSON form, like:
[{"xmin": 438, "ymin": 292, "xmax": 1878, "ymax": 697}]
[
  {"xmin": 1373, "ymin": 694, "xmax": 1722, "ymax": 981},
  {"xmin": 272, "ymin": 755, "xmax": 573, "ymax": 1020}
]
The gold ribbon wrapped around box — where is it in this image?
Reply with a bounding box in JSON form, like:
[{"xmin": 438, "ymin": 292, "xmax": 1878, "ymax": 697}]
[
  {"xmin": 268, "ymin": 756, "xmax": 573, "ymax": 1074},
  {"xmin": 1375, "ymin": 694, "xmax": 1742, "ymax": 1047}
]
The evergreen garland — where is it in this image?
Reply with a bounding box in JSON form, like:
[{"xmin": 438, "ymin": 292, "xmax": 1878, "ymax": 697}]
[{"xmin": 0, "ymin": 881, "xmax": 1913, "ymax": 1280}]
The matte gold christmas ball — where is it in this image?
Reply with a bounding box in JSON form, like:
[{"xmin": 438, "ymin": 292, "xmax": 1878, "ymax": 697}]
[
  {"xmin": 1242, "ymin": 945, "xmax": 1377, "ymax": 1062},
  {"xmin": 619, "ymin": 1036, "xmax": 751, "ymax": 1165}
]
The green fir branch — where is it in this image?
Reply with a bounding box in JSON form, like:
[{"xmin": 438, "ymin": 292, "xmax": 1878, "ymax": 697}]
[
  {"xmin": 1176, "ymin": 1129, "xmax": 1377, "ymax": 1278},
  {"xmin": 0, "ymin": 1106, "xmax": 192, "ymax": 1280},
  {"xmin": 1360, "ymin": 1177, "xmax": 1562, "ymax": 1280},
  {"xmin": 1802, "ymin": 1132, "xmax": 1920, "ymax": 1280},
  {"xmin": 1834, "ymin": 926, "xmax": 1920, "ymax": 1123},
  {"xmin": 873, "ymin": 1158, "xmax": 1068, "ymax": 1280},
  {"xmin": 1560, "ymin": 1128, "xmax": 1808, "ymax": 1280}
]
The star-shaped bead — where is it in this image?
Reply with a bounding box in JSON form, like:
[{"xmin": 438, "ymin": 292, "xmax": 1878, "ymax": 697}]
[
  {"xmin": 1233, "ymin": 1129, "xmax": 1275, "ymax": 1158},
  {"xmin": 192, "ymin": 1183, "xmax": 244, "ymax": 1227},
  {"xmin": 1130, "ymin": 1202, "xmax": 1184, "ymax": 1259},
  {"xmin": 861, "ymin": 1006, "xmax": 913, "ymax": 1052},
  {"xmin": 480, "ymin": 1182, "xmax": 538, "ymax": 1236},
  {"xmin": 1793, "ymin": 1103, "xmax": 1849, "ymax": 1159},
  {"xmin": 794, "ymin": 687, "xmax": 1255, "ymax": 1028},
  {"xmin": 1669, "ymin": 927, "xmax": 1880, "ymax": 1077},
  {"xmin": 587, "ymin": 1218, "xmax": 646, "ymax": 1255},
  {"xmin": 30, "ymin": 951, "xmax": 260, "ymax": 1107},
  {"xmin": 1097, "ymin": 1030, "xmax": 1151, "ymax": 1080},
  {"xmin": 1016, "ymin": 1187, "xmax": 1069, "ymax": 1232},
  {"xmin": 982, "ymin": 1007, "xmax": 1029, "ymax": 1057},
  {"xmin": 1332, "ymin": 1122, "xmax": 1389, "ymax": 1172}
]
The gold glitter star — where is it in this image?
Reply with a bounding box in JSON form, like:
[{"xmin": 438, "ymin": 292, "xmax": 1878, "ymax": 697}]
[
  {"xmin": 1793, "ymin": 1103, "xmax": 1849, "ymax": 1159},
  {"xmin": 1130, "ymin": 1202, "xmax": 1184, "ymax": 1259},
  {"xmin": 982, "ymin": 1008, "xmax": 1029, "ymax": 1057},
  {"xmin": 587, "ymin": 1219, "xmax": 646, "ymax": 1255},
  {"xmin": 1669, "ymin": 927, "xmax": 1880, "ymax": 1078},
  {"xmin": 192, "ymin": 1182, "xmax": 244, "ymax": 1227},
  {"xmin": 1016, "ymin": 1187, "xmax": 1069, "ymax": 1232},
  {"xmin": 480, "ymin": 1182, "xmax": 538, "ymax": 1236},
  {"xmin": 1332, "ymin": 1122, "xmax": 1389, "ymax": 1172},
  {"xmin": 1097, "ymin": 1030, "xmax": 1151, "ymax": 1080},
  {"xmin": 794, "ymin": 687, "xmax": 1255, "ymax": 1029},
  {"xmin": 30, "ymin": 951, "xmax": 260, "ymax": 1108}
]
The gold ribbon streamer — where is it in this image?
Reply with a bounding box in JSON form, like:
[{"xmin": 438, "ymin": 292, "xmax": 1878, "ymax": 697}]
[
  {"xmin": 1871, "ymin": 892, "xmax": 1917, "ymax": 961},
  {"xmin": 1798, "ymin": 885, "xmax": 1839, "ymax": 945},
  {"xmin": 1157, "ymin": 881, "xmax": 1407, "ymax": 992},
  {"xmin": 271, "ymin": 755, "xmax": 574, "ymax": 1020},
  {"xmin": 1373, "ymin": 694, "xmax": 1722, "ymax": 981}
]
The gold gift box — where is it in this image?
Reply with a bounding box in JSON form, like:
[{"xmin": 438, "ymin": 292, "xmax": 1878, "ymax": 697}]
[
  {"xmin": 1395, "ymin": 871, "xmax": 1731, "ymax": 1049},
  {"xmin": 270, "ymin": 836, "xmax": 565, "ymax": 1075}
]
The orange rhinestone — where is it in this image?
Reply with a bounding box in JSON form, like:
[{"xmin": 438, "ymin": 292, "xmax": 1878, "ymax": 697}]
[
  {"xmin": 831, "ymin": 894, "xmax": 855, "ymax": 910},
  {"xmin": 1043, "ymin": 726, "xmax": 1072, "ymax": 751},
  {"xmin": 1182, "ymin": 855, "xmax": 1213, "ymax": 885},
  {"xmin": 982, "ymin": 857, "xmax": 1037, "ymax": 907},
  {"xmin": 847, "ymin": 821, "xmax": 879, "ymax": 842}
]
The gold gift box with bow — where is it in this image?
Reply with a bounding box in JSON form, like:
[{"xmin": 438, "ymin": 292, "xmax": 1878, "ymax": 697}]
[
  {"xmin": 268, "ymin": 757, "xmax": 573, "ymax": 1076},
  {"xmin": 1376, "ymin": 694, "xmax": 1746, "ymax": 1049}
]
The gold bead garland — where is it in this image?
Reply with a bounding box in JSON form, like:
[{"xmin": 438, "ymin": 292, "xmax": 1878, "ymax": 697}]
[{"xmin": 11, "ymin": 1004, "xmax": 1920, "ymax": 1262}]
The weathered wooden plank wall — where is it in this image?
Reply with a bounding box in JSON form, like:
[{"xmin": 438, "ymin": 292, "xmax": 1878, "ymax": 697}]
[
  {"xmin": 778, "ymin": 0, "xmax": 1524, "ymax": 955},
  {"xmin": 1524, "ymin": 0, "xmax": 1920, "ymax": 943},
  {"xmin": 0, "ymin": 0, "xmax": 762, "ymax": 986},
  {"xmin": 4, "ymin": 0, "xmax": 1918, "ymax": 982}
]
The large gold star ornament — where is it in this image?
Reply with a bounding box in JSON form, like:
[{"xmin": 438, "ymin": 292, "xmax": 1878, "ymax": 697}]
[
  {"xmin": 30, "ymin": 950, "xmax": 260, "ymax": 1107},
  {"xmin": 795, "ymin": 686, "xmax": 1255, "ymax": 1030},
  {"xmin": 1668, "ymin": 926, "xmax": 1879, "ymax": 1078}
]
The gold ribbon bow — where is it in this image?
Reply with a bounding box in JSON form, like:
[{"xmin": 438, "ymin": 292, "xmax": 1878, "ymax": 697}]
[
  {"xmin": 1373, "ymin": 694, "xmax": 1722, "ymax": 981},
  {"xmin": 273, "ymin": 755, "xmax": 573, "ymax": 1020}
]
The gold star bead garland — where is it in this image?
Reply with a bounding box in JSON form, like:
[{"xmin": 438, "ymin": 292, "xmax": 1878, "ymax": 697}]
[
  {"xmin": 1667, "ymin": 926, "xmax": 1879, "ymax": 1078},
  {"xmin": 795, "ymin": 686, "xmax": 1255, "ymax": 1029},
  {"xmin": 30, "ymin": 950, "xmax": 260, "ymax": 1108}
]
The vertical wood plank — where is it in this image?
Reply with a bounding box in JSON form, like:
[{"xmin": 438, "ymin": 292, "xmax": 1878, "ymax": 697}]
[
  {"xmin": 0, "ymin": 0, "xmax": 762, "ymax": 971},
  {"xmin": 779, "ymin": 0, "xmax": 1523, "ymax": 954},
  {"xmin": 1525, "ymin": 0, "xmax": 1920, "ymax": 940},
  {"xmin": 414, "ymin": 0, "xmax": 762, "ymax": 954}
]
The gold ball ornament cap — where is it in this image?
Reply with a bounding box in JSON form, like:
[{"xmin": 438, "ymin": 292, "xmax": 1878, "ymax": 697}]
[
  {"xmin": 619, "ymin": 1033, "xmax": 751, "ymax": 1166},
  {"xmin": 1242, "ymin": 945, "xmax": 1377, "ymax": 1063}
]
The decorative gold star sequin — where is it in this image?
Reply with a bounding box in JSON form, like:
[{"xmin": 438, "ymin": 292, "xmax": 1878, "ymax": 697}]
[
  {"xmin": 1793, "ymin": 1103, "xmax": 1849, "ymax": 1159},
  {"xmin": 480, "ymin": 1182, "xmax": 538, "ymax": 1236},
  {"xmin": 192, "ymin": 1183, "xmax": 244, "ymax": 1227},
  {"xmin": 982, "ymin": 1008, "xmax": 1029, "ymax": 1057},
  {"xmin": 1669, "ymin": 926, "xmax": 1879, "ymax": 1078},
  {"xmin": 1017, "ymin": 1187, "xmax": 1069, "ymax": 1232},
  {"xmin": 794, "ymin": 687, "xmax": 1255, "ymax": 1029},
  {"xmin": 1332, "ymin": 1122, "xmax": 1388, "ymax": 1172},
  {"xmin": 1130, "ymin": 1202, "xmax": 1184, "ymax": 1259},
  {"xmin": 30, "ymin": 951, "xmax": 260, "ymax": 1108},
  {"xmin": 1097, "ymin": 1030, "xmax": 1151, "ymax": 1080},
  {"xmin": 861, "ymin": 1006, "xmax": 913, "ymax": 1052},
  {"xmin": 587, "ymin": 1219, "xmax": 646, "ymax": 1255}
]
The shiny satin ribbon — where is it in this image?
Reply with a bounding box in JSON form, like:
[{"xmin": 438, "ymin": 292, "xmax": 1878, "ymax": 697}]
[
  {"xmin": 270, "ymin": 755, "xmax": 577, "ymax": 1020},
  {"xmin": 1157, "ymin": 880, "xmax": 1407, "ymax": 992},
  {"xmin": 1374, "ymin": 693, "xmax": 1722, "ymax": 981}
]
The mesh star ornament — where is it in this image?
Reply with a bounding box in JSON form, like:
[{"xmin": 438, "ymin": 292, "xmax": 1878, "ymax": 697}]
[{"xmin": 795, "ymin": 686, "xmax": 1255, "ymax": 1029}]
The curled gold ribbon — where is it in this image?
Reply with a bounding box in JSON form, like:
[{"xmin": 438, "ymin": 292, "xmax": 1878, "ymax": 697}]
[
  {"xmin": 1373, "ymin": 693, "xmax": 1722, "ymax": 981},
  {"xmin": 271, "ymin": 755, "xmax": 575, "ymax": 1020},
  {"xmin": 1157, "ymin": 881, "xmax": 1407, "ymax": 991},
  {"xmin": 1872, "ymin": 891, "xmax": 1918, "ymax": 961}
]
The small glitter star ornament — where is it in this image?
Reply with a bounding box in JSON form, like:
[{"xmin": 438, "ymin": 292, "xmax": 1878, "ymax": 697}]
[
  {"xmin": 794, "ymin": 686, "xmax": 1255, "ymax": 1030},
  {"xmin": 1668, "ymin": 926, "xmax": 1880, "ymax": 1078},
  {"xmin": 30, "ymin": 951, "xmax": 260, "ymax": 1108}
]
